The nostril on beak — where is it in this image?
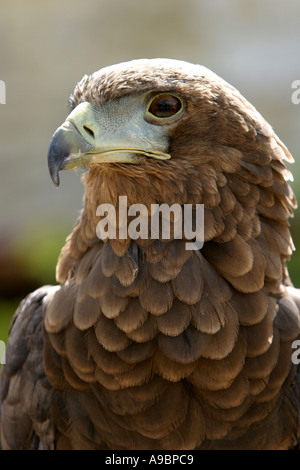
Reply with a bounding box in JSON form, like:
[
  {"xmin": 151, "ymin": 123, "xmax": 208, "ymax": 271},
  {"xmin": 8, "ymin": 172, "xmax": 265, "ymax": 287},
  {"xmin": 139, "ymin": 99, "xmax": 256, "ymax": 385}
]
[{"xmin": 83, "ymin": 125, "xmax": 95, "ymax": 138}]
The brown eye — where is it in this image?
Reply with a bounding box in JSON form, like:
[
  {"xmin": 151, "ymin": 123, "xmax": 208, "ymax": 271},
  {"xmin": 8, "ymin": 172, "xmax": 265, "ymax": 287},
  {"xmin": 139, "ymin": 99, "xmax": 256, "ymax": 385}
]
[{"xmin": 148, "ymin": 94, "xmax": 182, "ymax": 118}]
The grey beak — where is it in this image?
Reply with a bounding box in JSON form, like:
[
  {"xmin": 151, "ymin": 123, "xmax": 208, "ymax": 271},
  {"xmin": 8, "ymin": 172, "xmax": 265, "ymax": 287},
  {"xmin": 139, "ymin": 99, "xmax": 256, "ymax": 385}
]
[{"xmin": 47, "ymin": 121, "xmax": 94, "ymax": 187}]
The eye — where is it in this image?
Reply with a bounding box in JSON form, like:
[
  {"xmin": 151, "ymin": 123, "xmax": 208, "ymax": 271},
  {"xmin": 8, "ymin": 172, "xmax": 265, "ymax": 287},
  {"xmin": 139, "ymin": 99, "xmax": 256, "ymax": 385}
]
[{"xmin": 147, "ymin": 94, "xmax": 183, "ymax": 119}]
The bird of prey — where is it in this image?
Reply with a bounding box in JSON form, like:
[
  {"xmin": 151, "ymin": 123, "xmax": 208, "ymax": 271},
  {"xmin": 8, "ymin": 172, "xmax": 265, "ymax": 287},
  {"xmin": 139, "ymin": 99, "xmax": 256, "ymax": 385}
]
[{"xmin": 1, "ymin": 58, "xmax": 300, "ymax": 450}]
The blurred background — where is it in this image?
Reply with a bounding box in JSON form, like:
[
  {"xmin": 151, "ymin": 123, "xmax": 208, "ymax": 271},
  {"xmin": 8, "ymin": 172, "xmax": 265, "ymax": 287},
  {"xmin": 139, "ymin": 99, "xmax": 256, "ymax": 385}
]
[{"xmin": 1, "ymin": 0, "xmax": 300, "ymax": 344}]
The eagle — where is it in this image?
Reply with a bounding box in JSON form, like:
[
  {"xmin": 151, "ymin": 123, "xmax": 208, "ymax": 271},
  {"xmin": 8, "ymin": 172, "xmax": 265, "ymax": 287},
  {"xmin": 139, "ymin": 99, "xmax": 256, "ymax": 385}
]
[{"xmin": 1, "ymin": 58, "xmax": 300, "ymax": 450}]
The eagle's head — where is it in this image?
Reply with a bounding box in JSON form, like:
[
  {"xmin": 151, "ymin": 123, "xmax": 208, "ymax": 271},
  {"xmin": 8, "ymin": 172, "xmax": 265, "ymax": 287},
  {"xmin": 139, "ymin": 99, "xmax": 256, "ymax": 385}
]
[{"xmin": 48, "ymin": 58, "xmax": 296, "ymax": 295}]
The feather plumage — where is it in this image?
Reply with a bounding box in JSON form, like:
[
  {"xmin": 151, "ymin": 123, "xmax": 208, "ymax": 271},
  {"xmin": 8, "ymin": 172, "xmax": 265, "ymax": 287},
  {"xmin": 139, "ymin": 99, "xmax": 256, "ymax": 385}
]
[{"xmin": 1, "ymin": 58, "xmax": 300, "ymax": 451}]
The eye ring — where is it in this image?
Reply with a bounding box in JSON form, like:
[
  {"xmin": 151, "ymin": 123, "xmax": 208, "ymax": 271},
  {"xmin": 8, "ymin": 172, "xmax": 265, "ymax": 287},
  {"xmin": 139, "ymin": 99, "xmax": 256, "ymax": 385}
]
[{"xmin": 145, "ymin": 93, "xmax": 184, "ymax": 123}]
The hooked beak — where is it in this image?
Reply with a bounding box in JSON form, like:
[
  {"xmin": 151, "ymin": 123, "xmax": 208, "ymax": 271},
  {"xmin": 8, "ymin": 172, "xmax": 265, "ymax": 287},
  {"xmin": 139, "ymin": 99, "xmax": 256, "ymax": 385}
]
[
  {"xmin": 47, "ymin": 101, "xmax": 171, "ymax": 187},
  {"xmin": 47, "ymin": 120, "xmax": 94, "ymax": 187}
]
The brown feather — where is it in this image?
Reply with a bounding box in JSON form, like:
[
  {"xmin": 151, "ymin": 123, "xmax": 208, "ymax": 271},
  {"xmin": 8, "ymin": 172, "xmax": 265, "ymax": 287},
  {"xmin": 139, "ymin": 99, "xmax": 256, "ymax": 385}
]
[
  {"xmin": 99, "ymin": 290, "xmax": 129, "ymax": 319},
  {"xmin": 61, "ymin": 357, "xmax": 90, "ymax": 391},
  {"xmin": 84, "ymin": 257, "xmax": 112, "ymax": 299},
  {"xmin": 236, "ymin": 210, "xmax": 256, "ymax": 240},
  {"xmin": 214, "ymin": 213, "xmax": 237, "ymax": 243},
  {"xmin": 127, "ymin": 375, "xmax": 167, "ymax": 402},
  {"xmin": 117, "ymin": 340, "xmax": 156, "ymax": 364},
  {"xmin": 154, "ymin": 298, "xmax": 192, "ymax": 336},
  {"xmin": 73, "ymin": 295, "xmax": 101, "ymax": 330},
  {"xmin": 231, "ymin": 290, "xmax": 269, "ymax": 326},
  {"xmin": 218, "ymin": 186, "xmax": 236, "ymax": 215},
  {"xmin": 139, "ymin": 277, "xmax": 173, "ymax": 315},
  {"xmin": 148, "ymin": 260, "xmax": 178, "ymax": 283},
  {"xmin": 86, "ymin": 329, "xmax": 133, "ymax": 374},
  {"xmin": 144, "ymin": 239, "xmax": 173, "ymax": 264},
  {"xmin": 114, "ymin": 359, "xmax": 153, "ymax": 388},
  {"xmin": 48, "ymin": 331, "xmax": 66, "ymax": 356},
  {"xmin": 172, "ymin": 254, "xmax": 203, "ymax": 305},
  {"xmin": 126, "ymin": 317, "xmax": 157, "ymax": 342},
  {"xmin": 94, "ymin": 314, "xmax": 131, "ymax": 352},
  {"xmin": 114, "ymin": 297, "xmax": 148, "ymax": 333},
  {"xmin": 75, "ymin": 245, "xmax": 101, "ymax": 284},
  {"xmin": 126, "ymin": 382, "xmax": 188, "ymax": 439},
  {"xmin": 202, "ymin": 374, "xmax": 250, "ymax": 409},
  {"xmin": 191, "ymin": 295, "xmax": 226, "ymax": 335},
  {"xmin": 244, "ymin": 298, "xmax": 276, "ymax": 357},
  {"xmin": 190, "ymin": 334, "xmax": 246, "ymax": 391},
  {"xmin": 154, "ymin": 349, "xmax": 195, "ymax": 381},
  {"xmin": 224, "ymin": 239, "xmax": 267, "ymax": 293},
  {"xmin": 44, "ymin": 284, "xmax": 76, "ymax": 334},
  {"xmin": 100, "ymin": 241, "xmax": 120, "ymax": 277},
  {"xmin": 197, "ymin": 253, "xmax": 232, "ymax": 302},
  {"xmin": 161, "ymin": 398, "xmax": 206, "ymax": 449},
  {"xmin": 64, "ymin": 324, "xmax": 95, "ymax": 374},
  {"xmin": 243, "ymin": 329, "xmax": 280, "ymax": 379},
  {"xmin": 227, "ymin": 175, "xmax": 251, "ymax": 197},
  {"xmin": 94, "ymin": 367, "xmax": 127, "ymax": 391},
  {"xmin": 203, "ymin": 235, "xmax": 254, "ymax": 278}
]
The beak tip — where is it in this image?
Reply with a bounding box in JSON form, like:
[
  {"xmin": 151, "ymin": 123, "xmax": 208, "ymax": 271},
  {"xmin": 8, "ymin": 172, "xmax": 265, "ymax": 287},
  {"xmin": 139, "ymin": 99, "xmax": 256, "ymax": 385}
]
[
  {"xmin": 47, "ymin": 120, "xmax": 94, "ymax": 187},
  {"xmin": 53, "ymin": 176, "xmax": 60, "ymax": 188},
  {"xmin": 47, "ymin": 126, "xmax": 67, "ymax": 187},
  {"xmin": 51, "ymin": 170, "xmax": 60, "ymax": 187},
  {"xmin": 48, "ymin": 153, "xmax": 60, "ymax": 187}
]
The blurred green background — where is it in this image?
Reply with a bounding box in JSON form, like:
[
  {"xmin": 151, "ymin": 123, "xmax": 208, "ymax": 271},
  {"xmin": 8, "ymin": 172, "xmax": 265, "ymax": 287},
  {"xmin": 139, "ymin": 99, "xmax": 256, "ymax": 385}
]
[{"xmin": 1, "ymin": 0, "xmax": 300, "ymax": 345}]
